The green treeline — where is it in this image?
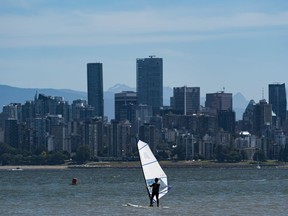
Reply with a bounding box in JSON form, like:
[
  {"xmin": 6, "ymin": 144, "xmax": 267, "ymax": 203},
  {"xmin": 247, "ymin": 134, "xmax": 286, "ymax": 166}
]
[
  {"xmin": 0, "ymin": 142, "xmax": 68, "ymax": 165},
  {"xmin": 1, "ymin": 141, "xmax": 288, "ymax": 165},
  {"xmin": 0, "ymin": 142, "xmax": 96, "ymax": 165}
]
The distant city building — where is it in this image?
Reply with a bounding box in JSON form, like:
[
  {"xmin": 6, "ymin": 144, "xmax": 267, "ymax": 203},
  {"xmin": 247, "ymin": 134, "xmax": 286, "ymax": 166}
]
[
  {"xmin": 205, "ymin": 91, "xmax": 233, "ymax": 114},
  {"xmin": 32, "ymin": 117, "xmax": 47, "ymax": 151},
  {"xmin": 3, "ymin": 60, "xmax": 288, "ymax": 163},
  {"xmin": 21, "ymin": 101, "xmax": 35, "ymax": 122},
  {"xmin": 136, "ymin": 56, "xmax": 163, "ymax": 115},
  {"xmin": 171, "ymin": 86, "xmax": 200, "ymax": 115},
  {"xmin": 218, "ymin": 110, "xmax": 236, "ymax": 133},
  {"xmin": 269, "ymin": 83, "xmax": 287, "ymax": 125},
  {"xmin": 87, "ymin": 63, "xmax": 104, "ymax": 117},
  {"xmin": 2, "ymin": 103, "xmax": 22, "ymax": 122},
  {"xmin": 135, "ymin": 104, "xmax": 153, "ymax": 126},
  {"xmin": 4, "ymin": 119, "xmax": 19, "ymax": 148},
  {"xmin": 243, "ymin": 100, "xmax": 256, "ymax": 122},
  {"xmin": 71, "ymin": 99, "xmax": 94, "ymax": 121},
  {"xmin": 83, "ymin": 117, "xmax": 104, "ymax": 158},
  {"xmin": 241, "ymin": 100, "xmax": 256, "ymax": 131},
  {"xmin": 253, "ymin": 99, "xmax": 272, "ymax": 136},
  {"xmin": 114, "ymin": 91, "xmax": 137, "ymax": 122},
  {"xmin": 139, "ymin": 123, "xmax": 158, "ymax": 153}
]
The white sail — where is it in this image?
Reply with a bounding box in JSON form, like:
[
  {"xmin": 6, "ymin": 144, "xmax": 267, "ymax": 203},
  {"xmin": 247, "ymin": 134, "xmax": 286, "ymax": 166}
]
[{"xmin": 137, "ymin": 140, "xmax": 169, "ymax": 201}]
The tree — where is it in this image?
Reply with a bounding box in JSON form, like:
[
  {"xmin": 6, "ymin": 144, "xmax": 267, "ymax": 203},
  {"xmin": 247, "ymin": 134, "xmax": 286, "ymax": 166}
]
[
  {"xmin": 279, "ymin": 144, "xmax": 288, "ymax": 162},
  {"xmin": 0, "ymin": 153, "xmax": 15, "ymax": 165},
  {"xmin": 253, "ymin": 150, "xmax": 266, "ymax": 162},
  {"xmin": 215, "ymin": 145, "xmax": 242, "ymax": 163},
  {"xmin": 171, "ymin": 144, "xmax": 185, "ymax": 160},
  {"xmin": 0, "ymin": 142, "xmax": 17, "ymax": 155},
  {"xmin": 47, "ymin": 152, "xmax": 68, "ymax": 165},
  {"xmin": 74, "ymin": 145, "xmax": 91, "ymax": 163}
]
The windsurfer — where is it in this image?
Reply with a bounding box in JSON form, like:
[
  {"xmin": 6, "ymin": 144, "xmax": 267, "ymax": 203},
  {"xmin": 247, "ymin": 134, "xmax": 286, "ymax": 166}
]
[{"xmin": 149, "ymin": 178, "xmax": 160, "ymax": 207}]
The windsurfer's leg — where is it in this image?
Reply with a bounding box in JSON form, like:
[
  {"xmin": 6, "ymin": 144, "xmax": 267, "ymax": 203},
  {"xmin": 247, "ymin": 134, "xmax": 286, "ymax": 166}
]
[
  {"xmin": 150, "ymin": 195, "xmax": 153, "ymax": 206},
  {"xmin": 156, "ymin": 194, "xmax": 159, "ymax": 207}
]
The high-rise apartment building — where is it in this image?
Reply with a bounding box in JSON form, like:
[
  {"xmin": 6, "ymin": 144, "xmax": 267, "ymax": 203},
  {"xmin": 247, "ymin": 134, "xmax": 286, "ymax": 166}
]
[
  {"xmin": 4, "ymin": 119, "xmax": 19, "ymax": 148},
  {"xmin": 87, "ymin": 63, "xmax": 104, "ymax": 117},
  {"xmin": 172, "ymin": 86, "xmax": 200, "ymax": 115},
  {"xmin": 269, "ymin": 83, "xmax": 287, "ymax": 125},
  {"xmin": 136, "ymin": 56, "xmax": 163, "ymax": 115}
]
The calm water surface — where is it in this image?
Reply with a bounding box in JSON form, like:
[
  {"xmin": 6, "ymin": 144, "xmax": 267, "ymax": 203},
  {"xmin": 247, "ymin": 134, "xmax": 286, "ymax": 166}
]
[{"xmin": 1, "ymin": 167, "xmax": 288, "ymax": 215}]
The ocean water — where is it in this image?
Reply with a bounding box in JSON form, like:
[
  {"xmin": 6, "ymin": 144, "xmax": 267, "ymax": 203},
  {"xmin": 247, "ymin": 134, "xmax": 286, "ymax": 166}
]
[{"xmin": 1, "ymin": 167, "xmax": 288, "ymax": 216}]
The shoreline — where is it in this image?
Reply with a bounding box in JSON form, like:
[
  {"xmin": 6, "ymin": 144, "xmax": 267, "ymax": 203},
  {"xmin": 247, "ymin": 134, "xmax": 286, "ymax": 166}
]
[
  {"xmin": 0, "ymin": 165, "xmax": 68, "ymax": 170},
  {"xmin": 1, "ymin": 160, "xmax": 286, "ymax": 170}
]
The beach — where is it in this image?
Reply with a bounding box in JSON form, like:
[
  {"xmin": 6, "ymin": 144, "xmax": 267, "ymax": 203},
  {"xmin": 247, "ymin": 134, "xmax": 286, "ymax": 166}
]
[
  {"xmin": 1, "ymin": 160, "xmax": 285, "ymax": 170},
  {"xmin": 0, "ymin": 165, "xmax": 68, "ymax": 170}
]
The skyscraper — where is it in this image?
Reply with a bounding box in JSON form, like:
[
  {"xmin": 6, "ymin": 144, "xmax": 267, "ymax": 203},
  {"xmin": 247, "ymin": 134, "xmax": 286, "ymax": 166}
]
[
  {"xmin": 114, "ymin": 91, "xmax": 137, "ymax": 122},
  {"xmin": 205, "ymin": 91, "xmax": 233, "ymax": 114},
  {"xmin": 253, "ymin": 99, "xmax": 272, "ymax": 135},
  {"xmin": 136, "ymin": 56, "xmax": 163, "ymax": 115},
  {"xmin": 269, "ymin": 83, "xmax": 287, "ymax": 125},
  {"xmin": 172, "ymin": 86, "xmax": 200, "ymax": 115},
  {"xmin": 87, "ymin": 63, "xmax": 104, "ymax": 117}
]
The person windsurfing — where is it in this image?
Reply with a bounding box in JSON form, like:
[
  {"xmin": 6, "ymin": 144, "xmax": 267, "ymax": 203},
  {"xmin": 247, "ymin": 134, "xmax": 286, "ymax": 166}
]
[{"xmin": 149, "ymin": 178, "xmax": 160, "ymax": 207}]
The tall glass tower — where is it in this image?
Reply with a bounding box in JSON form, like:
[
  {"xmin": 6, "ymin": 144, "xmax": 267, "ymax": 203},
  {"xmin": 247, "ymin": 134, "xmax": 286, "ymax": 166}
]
[
  {"xmin": 136, "ymin": 56, "xmax": 163, "ymax": 115},
  {"xmin": 269, "ymin": 83, "xmax": 287, "ymax": 125},
  {"xmin": 87, "ymin": 63, "xmax": 104, "ymax": 117}
]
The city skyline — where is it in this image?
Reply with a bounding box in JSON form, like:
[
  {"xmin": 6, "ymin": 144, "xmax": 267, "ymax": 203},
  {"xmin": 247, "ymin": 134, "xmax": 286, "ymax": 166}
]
[{"xmin": 1, "ymin": 0, "xmax": 288, "ymax": 102}]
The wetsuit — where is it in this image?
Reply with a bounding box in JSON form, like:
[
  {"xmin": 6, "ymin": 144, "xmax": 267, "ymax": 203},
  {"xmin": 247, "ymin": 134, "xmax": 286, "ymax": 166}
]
[{"xmin": 150, "ymin": 182, "xmax": 160, "ymax": 206}]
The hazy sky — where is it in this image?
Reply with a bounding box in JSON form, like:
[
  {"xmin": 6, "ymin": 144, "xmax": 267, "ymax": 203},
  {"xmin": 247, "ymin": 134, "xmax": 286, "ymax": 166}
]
[{"xmin": 1, "ymin": 0, "xmax": 287, "ymax": 102}]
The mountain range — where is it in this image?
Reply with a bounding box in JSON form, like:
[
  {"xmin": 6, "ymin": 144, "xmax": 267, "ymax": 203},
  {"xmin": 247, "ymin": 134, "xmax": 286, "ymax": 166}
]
[{"xmin": 0, "ymin": 84, "xmax": 248, "ymax": 120}]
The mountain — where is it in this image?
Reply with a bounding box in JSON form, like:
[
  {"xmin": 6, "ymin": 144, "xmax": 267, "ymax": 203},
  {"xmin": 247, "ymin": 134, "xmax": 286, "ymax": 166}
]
[
  {"xmin": 107, "ymin": 84, "xmax": 135, "ymax": 93},
  {"xmin": 0, "ymin": 84, "xmax": 87, "ymax": 105},
  {"xmin": 233, "ymin": 92, "xmax": 249, "ymax": 110},
  {"xmin": 0, "ymin": 84, "xmax": 248, "ymax": 120},
  {"xmin": 0, "ymin": 84, "xmax": 133, "ymax": 120},
  {"xmin": 233, "ymin": 92, "xmax": 249, "ymax": 120}
]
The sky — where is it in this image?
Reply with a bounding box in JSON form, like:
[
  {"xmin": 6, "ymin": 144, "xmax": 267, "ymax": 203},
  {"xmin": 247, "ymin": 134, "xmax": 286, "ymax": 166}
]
[{"xmin": 1, "ymin": 0, "xmax": 287, "ymax": 102}]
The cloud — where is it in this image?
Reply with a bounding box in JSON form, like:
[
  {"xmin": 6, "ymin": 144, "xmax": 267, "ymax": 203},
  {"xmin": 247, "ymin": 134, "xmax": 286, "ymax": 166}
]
[{"xmin": 0, "ymin": 7, "xmax": 288, "ymax": 48}]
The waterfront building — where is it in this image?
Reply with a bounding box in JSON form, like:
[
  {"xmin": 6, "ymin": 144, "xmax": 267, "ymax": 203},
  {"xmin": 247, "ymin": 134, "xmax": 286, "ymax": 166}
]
[
  {"xmin": 136, "ymin": 56, "xmax": 163, "ymax": 115},
  {"xmin": 4, "ymin": 119, "xmax": 19, "ymax": 148},
  {"xmin": 82, "ymin": 117, "xmax": 104, "ymax": 158},
  {"xmin": 87, "ymin": 63, "xmax": 104, "ymax": 117}
]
